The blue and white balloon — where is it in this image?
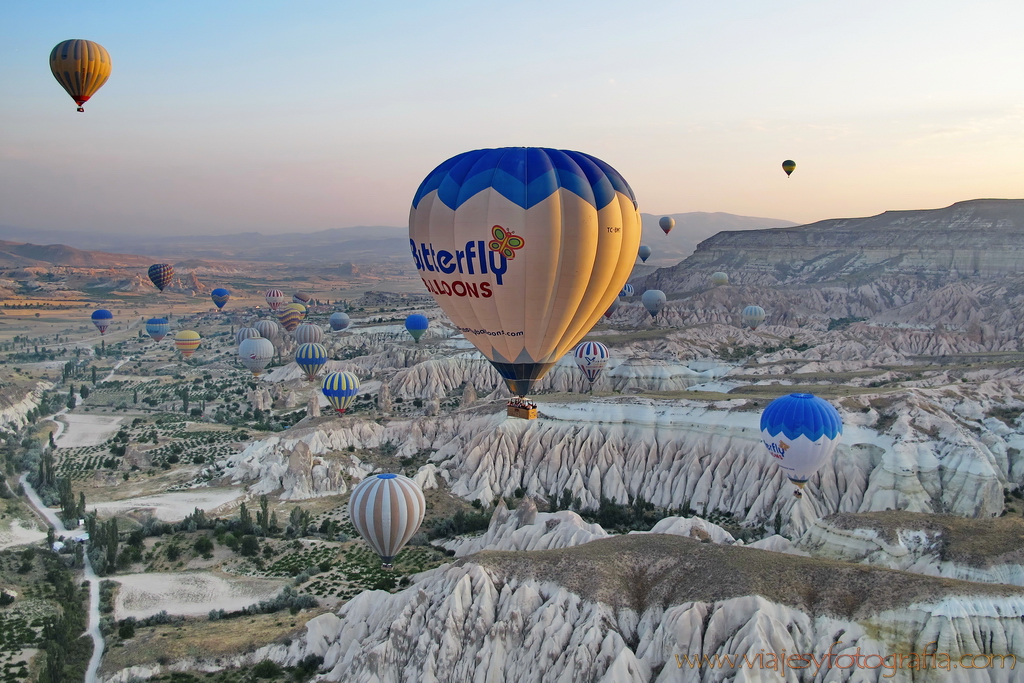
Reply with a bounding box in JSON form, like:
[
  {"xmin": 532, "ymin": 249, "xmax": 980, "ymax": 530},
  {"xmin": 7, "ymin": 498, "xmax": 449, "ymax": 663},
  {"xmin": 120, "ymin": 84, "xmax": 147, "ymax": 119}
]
[{"xmin": 760, "ymin": 393, "xmax": 842, "ymax": 493}]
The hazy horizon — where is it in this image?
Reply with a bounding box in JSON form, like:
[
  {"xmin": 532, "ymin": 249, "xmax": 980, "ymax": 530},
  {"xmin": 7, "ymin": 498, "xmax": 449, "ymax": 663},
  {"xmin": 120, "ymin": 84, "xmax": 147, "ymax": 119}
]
[{"xmin": 4, "ymin": 1, "xmax": 1024, "ymax": 236}]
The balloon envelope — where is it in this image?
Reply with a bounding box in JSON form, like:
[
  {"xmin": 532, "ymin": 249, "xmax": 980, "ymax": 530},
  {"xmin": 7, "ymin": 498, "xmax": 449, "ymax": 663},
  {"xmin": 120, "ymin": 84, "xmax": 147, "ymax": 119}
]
[
  {"xmin": 235, "ymin": 326, "xmax": 261, "ymax": 346},
  {"xmin": 145, "ymin": 318, "xmax": 169, "ymax": 342},
  {"xmin": 641, "ymin": 290, "xmax": 666, "ymax": 317},
  {"xmin": 174, "ymin": 330, "xmax": 201, "ymax": 358},
  {"xmin": 604, "ymin": 297, "xmax": 621, "ymax": 319},
  {"xmin": 742, "ymin": 305, "xmax": 766, "ymax": 329},
  {"xmin": 295, "ymin": 343, "xmax": 328, "ymax": 381},
  {"xmin": 211, "ymin": 288, "xmax": 230, "ymax": 309},
  {"xmin": 410, "ymin": 147, "xmax": 640, "ymax": 396},
  {"xmin": 265, "ymin": 289, "xmax": 285, "ymax": 310},
  {"xmin": 91, "ymin": 309, "xmax": 113, "ymax": 335},
  {"xmin": 711, "ymin": 272, "xmax": 729, "ymax": 286},
  {"xmin": 659, "ymin": 216, "xmax": 675, "ymax": 234},
  {"xmin": 348, "ymin": 473, "xmax": 425, "ymax": 568},
  {"xmin": 760, "ymin": 393, "xmax": 842, "ymax": 487},
  {"xmin": 329, "ymin": 312, "xmax": 351, "ymax": 331},
  {"xmin": 620, "ymin": 284, "xmax": 634, "ymax": 297},
  {"xmin": 293, "ymin": 291, "xmax": 312, "ymax": 305},
  {"xmin": 278, "ymin": 303, "xmax": 306, "ymax": 332},
  {"xmin": 50, "ymin": 40, "xmax": 111, "ymax": 112},
  {"xmin": 254, "ymin": 319, "xmax": 279, "ymax": 340},
  {"xmin": 782, "ymin": 160, "xmax": 796, "ymax": 177},
  {"xmin": 148, "ymin": 264, "xmax": 174, "ymax": 291},
  {"xmin": 573, "ymin": 341, "xmax": 609, "ymax": 384},
  {"xmin": 238, "ymin": 337, "xmax": 275, "ymax": 376},
  {"xmin": 321, "ymin": 371, "xmax": 360, "ymax": 414},
  {"xmin": 293, "ymin": 323, "xmax": 324, "ymax": 345},
  {"xmin": 405, "ymin": 314, "xmax": 429, "ymax": 342},
  {"xmin": 638, "ymin": 245, "xmax": 651, "ymax": 262}
]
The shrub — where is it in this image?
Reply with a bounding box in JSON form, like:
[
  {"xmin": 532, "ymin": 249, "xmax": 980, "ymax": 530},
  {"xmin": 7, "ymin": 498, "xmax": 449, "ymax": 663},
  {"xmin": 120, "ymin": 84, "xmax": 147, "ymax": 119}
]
[{"xmin": 252, "ymin": 660, "xmax": 282, "ymax": 678}]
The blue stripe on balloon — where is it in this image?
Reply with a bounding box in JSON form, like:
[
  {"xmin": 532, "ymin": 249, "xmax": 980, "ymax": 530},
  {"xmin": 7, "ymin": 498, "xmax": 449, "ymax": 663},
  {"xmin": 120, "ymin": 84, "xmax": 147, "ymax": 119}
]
[{"xmin": 760, "ymin": 393, "xmax": 843, "ymax": 442}]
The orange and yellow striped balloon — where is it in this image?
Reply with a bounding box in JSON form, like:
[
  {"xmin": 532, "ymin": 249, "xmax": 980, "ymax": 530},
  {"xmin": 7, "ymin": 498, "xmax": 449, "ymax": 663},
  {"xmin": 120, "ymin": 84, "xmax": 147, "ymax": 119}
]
[
  {"xmin": 277, "ymin": 303, "xmax": 306, "ymax": 332},
  {"xmin": 49, "ymin": 40, "xmax": 111, "ymax": 112},
  {"xmin": 174, "ymin": 330, "xmax": 201, "ymax": 358}
]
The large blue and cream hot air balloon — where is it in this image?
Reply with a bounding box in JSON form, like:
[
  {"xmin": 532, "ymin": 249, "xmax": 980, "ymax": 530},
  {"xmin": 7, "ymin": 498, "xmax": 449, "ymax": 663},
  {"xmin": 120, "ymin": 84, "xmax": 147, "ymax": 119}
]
[
  {"xmin": 148, "ymin": 264, "xmax": 174, "ymax": 292},
  {"xmin": 742, "ymin": 305, "xmax": 766, "ymax": 330},
  {"xmin": 145, "ymin": 317, "xmax": 169, "ymax": 342},
  {"xmin": 410, "ymin": 147, "xmax": 641, "ymax": 397},
  {"xmin": 329, "ymin": 312, "xmax": 351, "ymax": 331},
  {"xmin": 573, "ymin": 341, "xmax": 610, "ymax": 386},
  {"xmin": 211, "ymin": 288, "xmax": 230, "ymax": 310},
  {"xmin": 405, "ymin": 314, "xmax": 428, "ymax": 343},
  {"xmin": 321, "ymin": 371, "xmax": 360, "ymax": 414},
  {"xmin": 295, "ymin": 343, "xmax": 328, "ymax": 382},
  {"xmin": 638, "ymin": 245, "xmax": 651, "ymax": 263},
  {"xmin": 91, "ymin": 309, "xmax": 113, "ymax": 335},
  {"xmin": 641, "ymin": 290, "xmax": 666, "ymax": 318},
  {"xmin": 349, "ymin": 473, "xmax": 426, "ymax": 569},
  {"xmin": 760, "ymin": 393, "xmax": 842, "ymax": 496}
]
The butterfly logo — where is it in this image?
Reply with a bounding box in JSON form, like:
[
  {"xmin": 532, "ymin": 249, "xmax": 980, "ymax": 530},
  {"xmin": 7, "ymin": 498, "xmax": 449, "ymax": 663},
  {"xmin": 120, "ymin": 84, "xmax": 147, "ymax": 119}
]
[{"xmin": 488, "ymin": 225, "xmax": 525, "ymax": 259}]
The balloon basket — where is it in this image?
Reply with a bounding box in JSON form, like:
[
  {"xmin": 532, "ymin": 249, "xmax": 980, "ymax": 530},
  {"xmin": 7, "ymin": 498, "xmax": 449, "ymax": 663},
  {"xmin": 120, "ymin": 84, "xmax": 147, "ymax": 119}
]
[{"xmin": 507, "ymin": 400, "xmax": 537, "ymax": 420}]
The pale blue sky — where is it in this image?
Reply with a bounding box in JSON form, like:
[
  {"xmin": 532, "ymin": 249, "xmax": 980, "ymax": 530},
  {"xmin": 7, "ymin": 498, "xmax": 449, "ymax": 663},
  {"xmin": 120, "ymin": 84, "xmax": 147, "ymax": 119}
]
[{"xmin": 3, "ymin": 0, "xmax": 1023, "ymax": 235}]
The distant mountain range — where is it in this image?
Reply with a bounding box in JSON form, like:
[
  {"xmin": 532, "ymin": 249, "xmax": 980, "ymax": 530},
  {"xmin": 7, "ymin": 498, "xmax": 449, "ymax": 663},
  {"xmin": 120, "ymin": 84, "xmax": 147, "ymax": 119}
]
[
  {"xmin": 0, "ymin": 240, "xmax": 153, "ymax": 268},
  {"xmin": 0, "ymin": 212, "xmax": 794, "ymax": 267}
]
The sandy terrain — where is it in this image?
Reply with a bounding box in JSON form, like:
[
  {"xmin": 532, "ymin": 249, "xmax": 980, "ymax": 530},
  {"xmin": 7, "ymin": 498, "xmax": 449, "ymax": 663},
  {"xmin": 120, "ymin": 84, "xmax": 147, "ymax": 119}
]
[
  {"xmin": 113, "ymin": 572, "xmax": 286, "ymax": 620},
  {"xmin": 88, "ymin": 488, "xmax": 245, "ymax": 522},
  {"xmin": 0, "ymin": 518, "xmax": 46, "ymax": 550},
  {"xmin": 55, "ymin": 413, "xmax": 125, "ymax": 448}
]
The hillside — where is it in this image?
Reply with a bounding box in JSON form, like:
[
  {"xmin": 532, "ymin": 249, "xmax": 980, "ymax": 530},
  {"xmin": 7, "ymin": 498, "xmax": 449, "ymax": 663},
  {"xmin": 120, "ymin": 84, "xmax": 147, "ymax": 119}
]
[{"xmin": 0, "ymin": 240, "xmax": 152, "ymax": 268}]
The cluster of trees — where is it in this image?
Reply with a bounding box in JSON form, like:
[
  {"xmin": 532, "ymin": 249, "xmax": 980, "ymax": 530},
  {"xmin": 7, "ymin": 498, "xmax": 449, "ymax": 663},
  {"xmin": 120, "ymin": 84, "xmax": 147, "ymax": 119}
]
[{"xmin": 37, "ymin": 552, "xmax": 92, "ymax": 683}]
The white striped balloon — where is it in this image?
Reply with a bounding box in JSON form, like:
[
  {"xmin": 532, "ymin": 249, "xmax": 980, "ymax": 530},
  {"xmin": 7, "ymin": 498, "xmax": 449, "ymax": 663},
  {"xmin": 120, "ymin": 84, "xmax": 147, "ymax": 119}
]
[
  {"xmin": 293, "ymin": 322, "xmax": 324, "ymax": 345},
  {"xmin": 348, "ymin": 473, "xmax": 425, "ymax": 568}
]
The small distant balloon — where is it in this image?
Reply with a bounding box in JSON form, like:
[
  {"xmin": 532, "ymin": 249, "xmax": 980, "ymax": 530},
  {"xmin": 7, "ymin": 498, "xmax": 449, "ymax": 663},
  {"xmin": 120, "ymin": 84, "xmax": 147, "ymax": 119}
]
[
  {"xmin": 145, "ymin": 318, "xmax": 169, "ymax": 342},
  {"xmin": 405, "ymin": 314, "xmax": 429, "ymax": 343},
  {"xmin": 254, "ymin": 319, "xmax": 279, "ymax": 340},
  {"xmin": 238, "ymin": 337, "xmax": 274, "ymax": 376},
  {"xmin": 91, "ymin": 309, "xmax": 113, "ymax": 335},
  {"xmin": 604, "ymin": 298, "xmax": 621, "ymax": 319},
  {"xmin": 211, "ymin": 288, "xmax": 230, "ymax": 310},
  {"xmin": 573, "ymin": 341, "xmax": 610, "ymax": 385},
  {"xmin": 349, "ymin": 473, "xmax": 425, "ymax": 569},
  {"xmin": 50, "ymin": 40, "xmax": 111, "ymax": 112},
  {"xmin": 278, "ymin": 303, "xmax": 306, "ymax": 332},
  {"xmin": 293, "ymin": 323, "xmax": 324, "ymax": 345},
  {"xmin": 620, "ymin": 284, "xmax": 634, "ymax": 297},
  {"xmin": 234, "ymin": 326, "xmax": 261, "ymax": 346},
  {"xmin": 329, "ymin": 312, "xmax": 351, "ymax": 331},
  {"xmin": 293, "ymin": 291, "xmax": 312, "ymax": 305},
  {"xmin": 641, "ymin": 290, "xmax": 666, "ymax": 318},
  {"xmin": 264, "ymin": 289, "xmax": 285, "ymax": 310},
  {"xmin": 174, "ymin": 330, "xmax": 201, "ymax": 358},
  {"xmin": 659, "ymin": 216, "xmax": 675, "ymax": 235},
  {"xmin": 148, "ymin": 264, "xmax": 174, "ymax": 292},
  {"xmin": 321, "ymin": 371, "xmax": 360, "ymax": 414},
  {"xmin": 711, "ymin": 272, "xmax": 729, "ymax": 287},
  {"xmin": 782, "ymin": 160, "xmax": 796, "ymax": 177},
  {"xmin": 295, "ymin": 343, "xmax": 329, "ymax": 382},
  {"xmin": 742, "ymin": 305, "xmax": 766, "ymax": 330},
  {"xmin": 638, "ymin": 245, "xmax": 651, "ymax": 263}
]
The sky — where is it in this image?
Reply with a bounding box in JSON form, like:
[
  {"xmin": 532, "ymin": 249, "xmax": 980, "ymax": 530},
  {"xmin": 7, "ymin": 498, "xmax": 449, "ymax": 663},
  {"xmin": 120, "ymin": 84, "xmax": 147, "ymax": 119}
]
[{"xmin": 3, "ymin": 0, "xmax": 1024, "ymax": 236}]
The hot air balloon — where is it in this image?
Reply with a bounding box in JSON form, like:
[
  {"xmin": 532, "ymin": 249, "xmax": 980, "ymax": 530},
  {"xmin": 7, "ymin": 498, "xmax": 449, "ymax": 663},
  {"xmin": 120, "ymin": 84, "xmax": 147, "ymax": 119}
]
[
  {"xmin": 148, "ymin": 264, "xmax": 174, "ymax": 292},
  {"xmin": 742, "ymin": 305, "xmax": 766, "ymax": 330},
  {"xmin": 321, "ymin": 371, "xmax": 360, "ymax": 414},
  {"xmin": 91, "ymin": 309, "xmax": 113, "ymax": 335},
  {"xmin": 573, "ymin": 341, "xmax": 609, "ymax": 387},
  {"xmin": 278, "ymin": 303, "xmax": 305, "ymax": 332},
  {"xmin": 254, "ymin": 319, "xmax": 279, "ymax": 340},
  {"xmin": 659, "ymin": 216, "xmax": 675, "ymax": 234},
  {"xmin": 760, "ymin": 393, "xmax": 842, "ymax": 497},
  {"xmin": 711, "ymin": 272, "xmax": 729, "ymax": 286},
  {"xmin": 620, "ymin": 284, "xmax": 634, "ymax": 297},
  {"xmin": 782, "ymin": 160, "xmax": 796, "ymax": 177},
  {"xmin": 641, "ymin": 290, "xmax": 666, "ymax": 318},
  {"xmin": 410, "ymin": 147, "xmax": 640, "ymax": 399},
  {"xmin": 265, "ymin": 289, "xmax": 285, "ymax": 311},
  {"xmin": 49, "ymin": 40, "xmax": 111, "ymax": 113},
  {"xmin": 145, "ymin": 318, "xmax": 169, "ymax": 342},
  {"xmin": 210, "ymin": 288, "xmax": 230, "ymax": 310},
  {"xmin": 295, "ymin": 343, "xmax": 328, "ymax": 382},
  {"xmin": 238, "ymin": 337, "xmax": 274, "ymax": 376},
  {"xmin": 293, "ymin": 323, "xmax": 324, "ymax": 345},
  {"xmin": 235, "ymin": 326, "xmax": 261, "ymax": 346},
  {"xmin": 174, "ymin": 330, "xmax": 200, "ymax": 358},
  {"xmin": 329, "ymin": 312, "xmax": 351, "ymax": 331},
  {"xmin": 638, "ymin": 245, "xmax": 651, "ymax": 263},
  {"xmin": 293, "ymin": 291, "xmax": 312, "ymax": 305},
  {"xmin": 604, "ymin": 298, "xmax": 621, "ymax": 319},
  {"xmin": 405, "ymin": 314, "xmax": 428, "ymax": 343},
  {"xmin": 349, "ymin": 473, "xmax": 425, "ymax": 569}
]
